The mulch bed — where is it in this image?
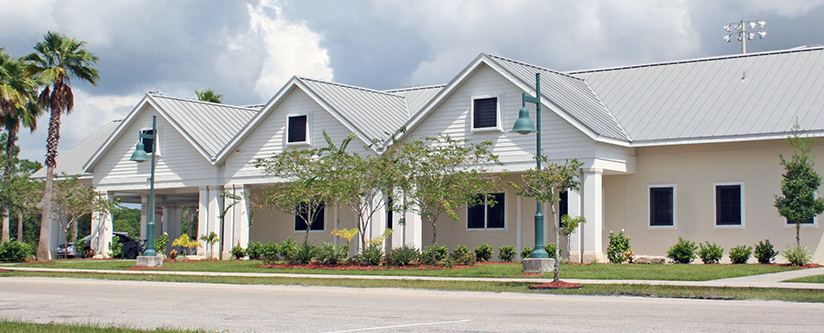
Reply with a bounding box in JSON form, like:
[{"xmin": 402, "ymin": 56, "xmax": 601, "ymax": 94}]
[
  {"xmin": 259, "ymin": 263, "xmax": 475, "ymax": 271},
  {"xmin": 528, "ymin": 280, "xmax": 583, "ymax": 289}
]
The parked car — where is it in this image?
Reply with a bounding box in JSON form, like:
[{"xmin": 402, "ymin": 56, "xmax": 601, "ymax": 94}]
[{"xmin": 55, "ymin": 232, "xmax": 144, "ymax": 259}]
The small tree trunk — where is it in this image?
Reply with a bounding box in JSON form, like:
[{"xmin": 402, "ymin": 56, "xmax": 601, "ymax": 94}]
[
  {"xmin": 431, "ymin": 221, "xmax": 438, "ymax": 263},
  {"xmin": 553, "ymin": 207, "xmax": 560, "ymax": 283},
  {"xmin": 1, "ymin": 213, "xmax": 9, "ymax": 242},
  {"xmin": 796, "ymin": 222, "xmax": 801, "ymax": 248},
  {"xmin": 17, "ymin": 211, "xmax": 24, "ymax": 243}
]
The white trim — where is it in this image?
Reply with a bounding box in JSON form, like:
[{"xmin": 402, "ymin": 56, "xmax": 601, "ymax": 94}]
[
  {"xmin": 713, "ymin": 181, "xmax": 745, "ymax": 229},
  {"xmin": 648, "ymin": 184, "xmax": 677, "ymax": 230},
  {"xmin": 466, "ymin": 192, "xmax": 507, "ymax": 231},
  {"xmin": 285, "ymin": 112, "xmax": 312, "ymax": 146},
  {"xmin": 469, "ymin": 94, "xmax": 503, "ymax": 133}
]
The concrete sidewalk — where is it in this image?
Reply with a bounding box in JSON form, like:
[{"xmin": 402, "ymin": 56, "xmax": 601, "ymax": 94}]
[{"xmin": 4, "ymin": 266, "xmax": 824, "ymax": 290}]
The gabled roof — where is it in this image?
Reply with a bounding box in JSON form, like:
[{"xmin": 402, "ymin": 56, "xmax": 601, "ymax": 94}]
[
  {"xmin": 569, "ymin": 46, "xmax": 824, "ymax": 145},
  {"xmin": 84, "ymin": 94, "xmax": 259, "ymax": 172},
  {"xmin": 31, "ymin": 120, "xmax": 121, "ymax": 180},
  {"xmin": 216, "ymin": 76, "xmax": 413, "ymax": 161},
  {"xmin": 384, "ymin": 85, "xmax": 445, "ymax": 116},
  {"xmin": 393, "ymin": 53, "xmax": 631, "ymax": 147}
]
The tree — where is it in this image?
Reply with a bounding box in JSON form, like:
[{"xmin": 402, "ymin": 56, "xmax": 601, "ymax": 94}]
[
  {"xmin": 23, "ymin": 31, "xmax": 99, "ymax": 261},
  {"xmin": 508, "ymin": 156, "xmax": 584, "ymax": 282},
  {"xmin": 0, "ymin": 50, "xmax": 41, "ymax": 241},
  {"xmin": 1, "ymin": 156, "xmax": 43, "ymax": 243},
  {"xmin": 388, "ymin": 135, "xmax": 503, "ymax": 262},
  {"xmin": 51, "ymin": 173, "xmax": 119, "ymax": 258},
  {"xmin": 252, "ymin": 141, "xmax": 336, "ymax": 244},
  {"xmin": 195, "ymin": 89, "xmax": 222, "ymax": 103},
  {"xmin": 774, "ymin": 125, "xmax": 824, "ymax": 247}
]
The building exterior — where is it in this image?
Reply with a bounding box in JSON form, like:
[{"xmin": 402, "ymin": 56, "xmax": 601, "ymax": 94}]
[{"xmin": 45, "ymin": 46, "xmax": 824, "ymax": 263}]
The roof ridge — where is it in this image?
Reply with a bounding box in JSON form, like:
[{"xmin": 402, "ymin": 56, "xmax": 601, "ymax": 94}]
[
  {"xmin": 484, "ymin": 53, "xmax": 586, "ymax": 81},
  {"xmin": 297, "ymin": 76, "xmax": 406, "ymax": 98},
  {"xmin": 568, "ymin": 45, "xmax": 824, "ymax": 74},
  {"xmin": 384, "ymin": 84, "xmax": 446, "ymax": 93},
  {"xmin": 149, "ymin": 94, "xmax": 259, "ymax": 111}
]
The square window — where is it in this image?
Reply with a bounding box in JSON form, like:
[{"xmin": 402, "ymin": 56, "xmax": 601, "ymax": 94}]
[
  {"xmin": 467, "ymin": 193, "xmax": 505, "ymax": 229},
  {"xmin": 294, "ymin": 202, "xmax": 324, "ymax": 231},
  {"xmin": 287, "ymin": 115, "xmax": 308, "ymax": 144},
  {"xmin": 140, "ymin": 129, "xmax": 156, "ymax": 154},
  {"xmin": 650, "ymin": 186, "xmax": 674, "ymax": 227},
  {"xmin": 558, "ymin": 190, "xmax": 568, "ymax": 226},
  {"xmin": 472, "ymin": 97, "xmax": 499, "ymax": 130},
  {"xmin": 716, "ymin": 184, "xmax": 743, "ymax": 226}
]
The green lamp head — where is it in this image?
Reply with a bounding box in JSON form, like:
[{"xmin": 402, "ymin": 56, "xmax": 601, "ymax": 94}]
[
  {"xmin": 510, "ymin": 106, "xmax": 537, "ymax": 134},
  {"xmin": 130, "ymin": 141, "xmax": 149, "ymax": 163}
]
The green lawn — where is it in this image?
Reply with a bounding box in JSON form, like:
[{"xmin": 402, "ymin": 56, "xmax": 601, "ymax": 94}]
[
  {"xmin": 0, "ymin": 319, "xmax": 214, "ymax": 333},
  {"xmin": 17, "ymin": 259, "xmax": 798, "ymax": 281},
  {"xmin": 4, "ymin": 270, "xmax": 824, "ymax": 303},
  {"xmin": 786, "ymin": 274, "xmax": 824, "ymax": 283}
]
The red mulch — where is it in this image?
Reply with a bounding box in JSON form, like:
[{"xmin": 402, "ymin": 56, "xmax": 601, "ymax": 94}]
[
  {"xmin": 259, "ymin": 262, "xmax": 474, "ymax": 271},
  {"xmin": 126, "ymin": 266, "xmax": 168, "ymax": 271},
  {"xmin": 528, "ymin": 280, "xmax": 582, "ymax": 289}
]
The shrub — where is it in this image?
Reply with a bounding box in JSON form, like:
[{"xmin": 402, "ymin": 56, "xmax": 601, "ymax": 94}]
[
  {"xmin": 607, "ymin": 230, "xmax": 631, "ymax": 263},
  {"xmin": 498, "ymin": 245, "xmax": 517, "ymax": 262},
  {"xmin": 289, "ymin": 243, "xmax": 317, "ymax": 265},
  {"xmin": 231, "ymin": 244, "xmax": 246, "ymax": 260},
  {"xmin": 0, "ymin": 241, "xmax": 34, "ymax": 262},
  {"xmin": 667, "ymin": 237, "xmax": 697, "ymax": 264},
  {"xmin": 75, "ymin": 238, "xmax": 87, "ymax": 257},
  {"xmin": 520, "ymin": 247, "xmax": 533, "ymax": 259},
  {"xmin": 543, "ymin": 243, "xmax": 562, "ymax": 259},
  {"xmin": 473, "ymin": 243, "xmax": 493, "ymax": 262},
  {"xmin": 387, "ymin": 245, "xmax": 419, "ymax": 266},
  {"xmin": 246, "ymin": 241, "xmax": 263, "ymax": 260},
  {"xmin": 420, "ymin": 243, "xmax": 448, "ymax": 264},
  {"xmin": 278, "ymin": 238, "xmax": 298, "ymax": 260},
  {"xmin": 784, "ymin": 245, "xmax": 813, "ymax": 266},
  {"xmin": 358, "ymin": 244, "xmax": 384, "ymax": 266},
  {"xmin": 754, "ymin": 239, "xmax": 778, "ymax": 264},
  {"xmin": 729, "ymin": 245, "xmax": 752, "ymax": 264},
  {"xmin": 315, "ymin": 242, "xmax": 347, "ymax": 265},
  {"xmin": 154, "ymin": 233, "xmax": 169, "ymax": 255},
  {"xmin": 449, "ymin": 244, "xmax": 476, "ymax": 266},
  {"xmin": 109, "ymin": 235, "xmax": 123, "ymax": 258},
  {"xmin": 698, "ymin": 241, "xmax": 724, "ymax": 264},
  {"xmin": 260, "ymin": 242, "xmax": 281, "ymax": 265}
]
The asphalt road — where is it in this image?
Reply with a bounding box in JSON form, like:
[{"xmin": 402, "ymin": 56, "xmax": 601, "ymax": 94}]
[{"xmin": 1, "ymin": 276, "xmax": 823, "ymax": 332}]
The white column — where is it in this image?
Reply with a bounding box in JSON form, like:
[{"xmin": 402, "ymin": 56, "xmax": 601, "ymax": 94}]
[
  {"xmin": 566, "ymin": 188, "xmax": 583, "ymax": 263},
  {"xmin": 165, "ymin": 206, "xmax": 182, "ymax": 256},
  {"xmin": 198, "ymin": 186, "xmax": 223, "ymax": 259},
  {"xmin": 370, "ymin": 194, "xmax": 387, "ymax": 250},
  {"xmin": 197, "ymin": 187, "xmax": 209, "ymax": 256},
  {"xmin": 402, "ymin": 199, "xmax": 423, "ymax": 249},
  {"xmin": 232, "ymin": 185, "xmax": 251, "ymax": 251},
  {"xmin": 90, "ymin": 191, "xmax": 114, "ymax": 258},
  {"xmin": 581, "ymin": 169, "xmax": 605, "ymax": 263}
]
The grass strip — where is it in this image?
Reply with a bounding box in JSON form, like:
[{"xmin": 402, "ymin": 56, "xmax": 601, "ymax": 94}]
[
  {"xmin": 786, "ymin": 274, "xmax": 824, "ymax": 283},
  {"xmin": 17, "ymin": 260, "xmax": 798, "ymax": 281},
  {"xmin": 0, "ymin": 319, "xmax": 215, "ymax": 333},
  {"xmin": 4, "ymin": 270, "xmax": 824, "ymax": 303}
]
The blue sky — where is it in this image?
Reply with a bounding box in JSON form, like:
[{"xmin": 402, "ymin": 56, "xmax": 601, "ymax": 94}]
[{"xmin": 2, "ymin": 0, "xmax": 824, "ymax": 163}]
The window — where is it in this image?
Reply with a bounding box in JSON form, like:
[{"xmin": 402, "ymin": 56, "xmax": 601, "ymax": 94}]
[
  {"xmin": 140, "ymin": 129, "xmax": 158, "ymax": 155},
  {"xmin": 715, "ymin": 183, "xmax": 743, "ymax": 227},
  {"xmin": 471, "ymin": 96, "xmax": 501, "ymax": 131},
  {"xmin": 649, "ymin": 185, "xmax": 675, "ymax": 227},
  {"xmin": 558, "ymin": 190, "xmax": 568, "ymax": 226},
  {"xmin": 787, "ymin": 218, "xmax": 814, "ymax": 225},
  {"xmin": 386, "ymin": 196, "xmax": 393, "ymax": 229},
  {"xmin": 294, "ymin": 203, "xmax": 324, "ymax": 231},
  {"xmin": 467, "ymin": 193, "xmax": 505, "ymax": 229},
  {"xmin": 287, "ymin": 115, "xmax": 309, "ymax": 144}
]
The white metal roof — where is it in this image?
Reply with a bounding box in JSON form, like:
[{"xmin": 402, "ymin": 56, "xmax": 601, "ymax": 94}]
[
  {"xmin": 384, "ymin": 85, "xmax": 445, "ymax": 117},
  {"xmin": 570, "ymin": 46, "xmax": 824, "ymax": 145},
  {"xmin": 31, "ymin": 120, "xmax": 121, "ymax": 179}
]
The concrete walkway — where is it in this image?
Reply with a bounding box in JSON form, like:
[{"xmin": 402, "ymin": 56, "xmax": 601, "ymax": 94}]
[{"xmin": 4, "ymin": 265, "xmax": 824, "ymax": 290}]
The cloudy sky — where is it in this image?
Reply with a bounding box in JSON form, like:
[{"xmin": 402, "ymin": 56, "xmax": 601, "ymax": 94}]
[{"xmin": 2, "ymin": 0, "xmax": 824, "ymax": 163}]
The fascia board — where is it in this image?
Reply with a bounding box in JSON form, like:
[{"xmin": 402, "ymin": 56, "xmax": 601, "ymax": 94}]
[{"xmin": 630, "ymin": 130, "xmax": 824, "ymax": 147}]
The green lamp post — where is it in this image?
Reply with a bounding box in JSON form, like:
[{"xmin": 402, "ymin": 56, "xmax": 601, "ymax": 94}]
[
  {"xmin": 129, "ymin": 115, "xmax": 157, "ymax": 257},
  {"xmin": 511, "ymin": 72, "xmax": 549, "ymax": 259}
]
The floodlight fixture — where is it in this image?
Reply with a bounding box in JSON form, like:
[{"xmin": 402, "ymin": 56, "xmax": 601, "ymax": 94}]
[{"xmin": 723, "ymin": 19, "xmax": 766, "ymax": 54}]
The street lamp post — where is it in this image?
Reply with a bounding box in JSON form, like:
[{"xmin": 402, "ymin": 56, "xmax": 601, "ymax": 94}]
[
  {"xmin": 130, "ymin": 115, "xmax": 157, "ymax": 257},
  {"xmin": 511, "ymin": 72, "xmax": 549, "ymax": 259}
]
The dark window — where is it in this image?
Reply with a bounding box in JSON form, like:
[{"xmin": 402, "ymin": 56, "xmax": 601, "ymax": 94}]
[
  {"xmin": 787, "ymin": 218, "xmax": 814, "ymax": 225},
  {"xmin": 386, "ymin": 196, "xmax": 393, "ymax": 229},
  {"xmin": 287, "ymin": 115, "xmax": 308, "ymax": 143},
  {"xmin": 558, "ymin": 190, "xmax": 568, "ymax": 226},
  {"xmin": 467, "ymin": 193, "xmax": 505, "ymax": 229},
  {"xmin": 716, "ymin": 185, "xmax": 742, "ymax": 226},
  {"xmin": 650, "ymin": 187, "xmax": 674, "ymax": 226},
  {"xmin": 141, "ymin": 129, "xmax": 155, "ymax": 154},
  {"xmin": 473, "ymin": 97, "xmax": 498, "ymax": 129},
  {"xmin": 294, "ymin": 203, "xmax": 324, "ymax": 231}
]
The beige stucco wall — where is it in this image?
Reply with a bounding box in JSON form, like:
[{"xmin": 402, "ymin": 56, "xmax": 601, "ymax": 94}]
[{"xmin": 604, "ymin": 139, "xmax": 824, "ymax": 263}]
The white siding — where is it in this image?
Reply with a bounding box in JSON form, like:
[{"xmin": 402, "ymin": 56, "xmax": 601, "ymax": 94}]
[
  {"xmin": 93, "ymin": 106, "xmax": 218, "ymax": 189},
  {"xmin": 405, "ymin": 64, "xmax": 630, "ymax": 172},
  {"xmin": 225, "ymin": 88, "xmax": 375, "ymax": 184}
]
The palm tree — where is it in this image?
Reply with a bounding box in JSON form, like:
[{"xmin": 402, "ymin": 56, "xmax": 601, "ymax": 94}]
[
  {"xmin": 24, "ymin": 32, "xmax": 99, "ymax": 261},
  {"xmin": 0, "ymin": 50, "xmax": 41, "ymax": 242},
  {"xmin": 195, "ymin": 89, "xmax": 223, "ymax": 103}
]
